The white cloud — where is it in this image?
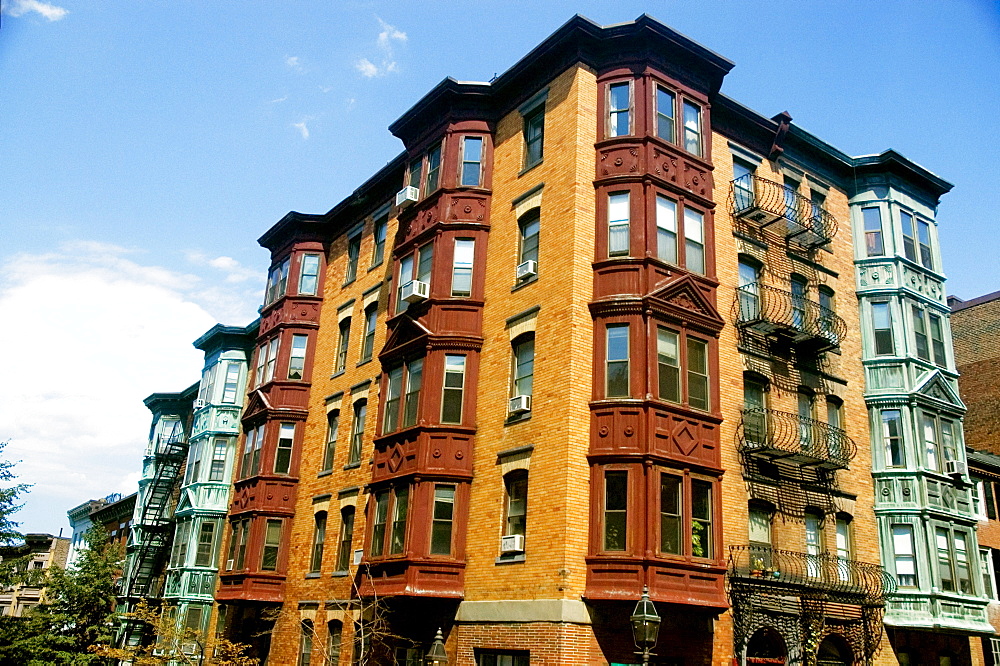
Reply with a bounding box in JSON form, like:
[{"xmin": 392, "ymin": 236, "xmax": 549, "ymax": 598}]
[
  {"xmin": 0, "ymin": 242, "xmax": 262, "ymax": 534},
  {"xmin": 184, "ymin": 250, "xmax": 260, "ymax": 284},
  {"xmin": 268, "ymin": 95, "xmax": 288, "ymax": 104},
  {"xmin": 284, "ymin": 55, "xmax": 303, "ymax": 71},
  {"xmin": 354, "ymin": 17, "xmax": 407, "ymax": 78},
  {"xmin": 292, "ymin": 118, "xmax": 311, "ymax": 140},
  {"xmin": 3, "ymin": 0, "xmax": 68, "ymax": 21}
]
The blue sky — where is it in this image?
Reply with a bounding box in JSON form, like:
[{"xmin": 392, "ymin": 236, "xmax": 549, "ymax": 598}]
[{"xmin": 1, "ymin": 0, "xmax": 998, "ymax": 536}]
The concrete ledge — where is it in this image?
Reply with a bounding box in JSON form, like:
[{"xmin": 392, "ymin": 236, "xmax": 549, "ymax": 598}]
[{"xmin": 455, "ymin": 599, "xmax": 592, "ymax": 625}]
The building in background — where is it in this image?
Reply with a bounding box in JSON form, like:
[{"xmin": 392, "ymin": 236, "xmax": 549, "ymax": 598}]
[
  {"xmin": 851, "ymin": 153, "xmax": 993, "ymax": 660},
  {"xmin": 66, "ymin": 497, "xmax": 110, "ymax": 569},
  {"xmin": 967, "ymin": 449, "xmax": 1000, "ymax": 664},
  {"xmin": 0, "ymin": 533, "xmax": 70, "ymax": 617},
  {"xmin": 91, "ymin": 493, "xmax": 137, "ymax": 553},
  {"xmin": 206, "ymin": 14, "xmax": 951, "ymax": 665},
  {"xmin": 161, "ymin": 324, "xmax": 255, "ymax": 656}
]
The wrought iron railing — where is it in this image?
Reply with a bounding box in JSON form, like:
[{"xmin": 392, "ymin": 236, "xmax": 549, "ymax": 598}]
[
  {"xmin": 738, "ymin": 408, "xmax": 857, "ymax": 469},
  {"xmin": 731, "ymin": 174, "xmax": 838, "ymax": 247},
  {"xmin": 728, "ymin": 545, "xmax": 895, "ymax": 605},
  {"xmin": 735, "ymin": 283, "xmax": 846, "ymax": 351}
]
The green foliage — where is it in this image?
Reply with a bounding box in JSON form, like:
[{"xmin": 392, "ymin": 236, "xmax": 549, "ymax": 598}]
[
  {"xmin": 0, "ymin": 439, "xmax": 32, "ymax": 589},
  {"xmin": 0, "ymin": 527, "xmax": 122, "ymax": 665}
]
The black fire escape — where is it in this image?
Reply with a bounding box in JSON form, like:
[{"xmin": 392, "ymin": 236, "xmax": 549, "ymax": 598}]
[{"xmin": 117, "ymin": 424, "xmax": 187, "ymax": 649}]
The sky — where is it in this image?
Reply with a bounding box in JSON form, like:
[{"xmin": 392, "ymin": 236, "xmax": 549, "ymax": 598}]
[{"xmin": 1, "ymin": 0, "xmax": 998, "ymax": 536}]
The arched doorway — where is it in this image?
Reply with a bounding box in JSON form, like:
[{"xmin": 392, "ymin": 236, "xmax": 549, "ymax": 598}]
[
  {"xmin": 817, "ymin": 634, "xmax": 853, "ymax": 666},
  {"xmin": 746, "ymin": 628, "xmax": 787, "ymax": 665}
]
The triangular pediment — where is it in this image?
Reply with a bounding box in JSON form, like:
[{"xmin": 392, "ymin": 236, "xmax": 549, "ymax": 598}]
[
  {"xmin": 646, "ymin": 274, "xmax": 725, "ymax": 330},
  {"xmin": 380, "ymin": 315, "xmax": 433, "ymax": 359},
  {"xmin": 913, "ymin": 369, "xmax": 966, "ymax": 412},
  {"xmin": 242, "ymin": 389, "xmax": 272, "ymax": 421},
  {"xmin": 174, "ymin": 491, "xmax": 193, "ymax": 514}
]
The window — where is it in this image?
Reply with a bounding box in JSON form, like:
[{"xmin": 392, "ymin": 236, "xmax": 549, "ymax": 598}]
[
  {"xmin": 836, "ymin": 516, "xmax": 853, "ymax": 577},
  {"xmin": 691, "ymin": 479, "xmax": 712, "ymax": 558},
  {"xmin": 524, "ymin": 106, "xmax": 544, "ymax": 167},
  {"xmin": 805, "ymin": 510, "xmax": 823, "ymax": 576},
  {"xmin": 917, "ymin": 217, "xmax": 933, "ymax": 269},
  {"xmin": 511, "ymin": 336, "xmax": 534, "ymax": 399},
  {"xmin": 407, "ymin": 158, "xmax": 422, "ymax": 192},
  {"xmin": 360, "ymin": 305, "xmax": 377, "ymax": 363},
  {"xmin": 982, "ymin": 548, "xmax": 997, "ymax": 599},
  {"xmin": 186, "ymin": 440, "xmax": 203, "ymax": 484},
  {"xmin": 345, "ymin": 234, "xmax": 361, "ymax": 284},
  {"xmin": 749, "ymin": 505, "xmax": 772, "ymax": 550},
  {"xmin": 518, "ymin": 210, "xmax": 540, "ymax": 268},
  {"xmin": 327, "ymin": 621, "xmax": 343, "ymax": 665},
  {"xmin": 605, "ymin": 324, "xmax": 630, "ymax": 397},
  {"xmin": 937, "ymin": 527, "xmax": 974, "ymax": 594},
  {"xmin": 372, "ymin": 213, "xmax": 388, "ymax": 267},
  {"xmin": 798, "ymin": 390, "xmax": 814, "ymax": 452},
  {"xmin": 242, "ymin": 424, "xmax": 264, "ymax": 477},
  {"xmin": 264, "ymin": 257, "xmax": 290, "ymax": 306},
  {"xmin": 348, "ymin": 401, "xmax": 366, "ymax": 466},
  {"xmin": 322, "ymin": 411, "xmax": 339, "ymax": 473},
  {"xmin": 684, "ymin": 208, "xmax": 705, "ymax": 275},
  {"xmin": 655, "ymin": 86, "xmax": 676, "ymax": 142},
  {"xmin": 657, "ymin": 327, "xmax": 680, "ymax": 403},
  {"xmin": 743, "ymin": 376, "xmax": 768, "ymax": 446},
  {"xmin": 226, "ymin": 519, "xmax": 248, "ymax": 570},
  {"xmin": 171, "ymin": 520, "xmax": 191, "ymax": 567},
  {"xmin": 790, "ymin": 275, "xmax": 808, "ymax": 331},
  {"xmin": 478, "ymin": 651, "xmax": 529, "ymax": 666},
  {"xmin": 460, "ymin": 136, "xmax": 483, "ymax": 187},
  {"xmin": 262, "ymin": 519, "xmax": 282, "ymax": 571},
  {"xmin": 299, "ymin": 254, "xmax": 321, "ymax": 295},
  {"xmin": 872, "ymin": 302, "xmax": 895, "ymax": 355},
  {"xmin": 451, "ymin": 239, "xmax": 475, "ymax": 297},
  {"xmin": 274, "ymin": 423, "xmax": 295, "ymax": 475},
  {"xmin": 892, "ymin": 524, "xmax": 917, "ymax": 587},
  {"xmin": 389, "ymin": 486, "xmax": 408, "ymax": 555},
  {"xmin": 827, "ymin": 399, "xmax": 844, "ymax": 457},
  {"xmin": 913, "ymin": 305, "xmax": 930, "ymax": 361},
  {"xmin": 220, "ymin": 363, "xmax": 241, "ymax": 404},
  {"xmin": 608, "ymin": 192, "xmax": 630, "ymax": 256},
  {"xmin": 396, "ymin": 243, "xmax": 433, "ymax": 313},
  {"xmin": 687, "ymin": 337, "xmax": 709, "ymax": 411},
  {"xmin": 738, "ymin": 259, "xmax": 761, "ymax": 322},
  {"xmin": 431, "ymin": 485, "xmax": 455, "ymax": 555},
  {"xmin": 442, "ymin": 355, "xmax": 466, "ymax": 424},
  {"xmin": 336, "ymin": 507, "xmax": 355, "ymax": 572},
  {"xmin": 289, "ymin": 334, "xmax": 308, "ymax": 380},
  {"xmin": 683, "ymin": 100, "xmax": 702, "ymax": 156},
  {"xmin": 882, "ymin": 409, "xmax": 905, "ymax": 467},
  {"xmin": 425, "ymin": 144, "xmax": 442, "ymax": 195},
  {"xmin": 923, "ymin": 414, "xmax": 958, "ymax": 472},
  {"xmin": 863, "ymin": 207, "xmax": 884, "ymax": 256},
  {"xmin": 732, "ymin": 159, "xmax": 755, "ymax": 211},
  {"xmin": 603, "ymin": 470, "xmax": 628, "ymax": 551},
  {"xmin": 929, "ymin": 314, "xmax": 946, "ymax": 367},
  {"xmin": 608, "ymin": 81, "xmax": 631, "ymax": 137},
  {"xmin": 900, "ymin": 211, "xmax": 918, "ymax": 262},
  {"xmin": 504, "ymin": 472, "xmax": 527, "ymax": 538},
  {"xmin": 783, "ymin": 176, "xmax": 800, "ymax": 221},
  {"xmin": 310, "ymin": 512, "xmax": 326, "ymax": 573},
  {"xmin": 660, "ymin": 474, "xmax": 681, "ymax": 555},
  {"xmin": 336, "ymin": 319, "xmax": 351, "ymax": 374},
  {"xmin": 656, "ymin": 194, "xmax": 678, "ymax": 264},
  {"xmin": 299, "ymin": 620, "xmax": 314, "ymax": 666},
  {"xmin": 384, "ymin": 358, "xmax": 422, "ymax": 433},
  {"xmin": 209, "ymin": 438, "xmax": 227, "ymax": 481},
  {"xmin": 195, "ymin": 520, "xmax": 217, "ymax": 567},
  {"xmin": 199, "ymin": 365, "xmax": 216, "ymax": 403}
]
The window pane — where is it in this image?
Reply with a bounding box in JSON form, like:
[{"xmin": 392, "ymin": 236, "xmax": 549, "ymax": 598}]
[
  {"xmin": 524, "ymin": 108, "xmax": 544, "ymax": 166},
  {"xmin": 513, "ymin": 338, "xmax": 534, "ymax": 397},
  {"xmin": 460, "ymin": 137, "xmax": 482, "ymax": 187},
  {"xmin": 431, "ymin": 485, "xmax": 455, "ymax": 555},
  {"xmin": 442, "ymin": 355, "xmax": 466, "ymax": 423},
  {"xmin": 917, "ymin": 218, "xmax": 933, "ymax": 268},
  {"xmin": 883, "ymin": 409, "xmax": 904, "ymax": 467},
  {"xmin": 506, "ymin": 475, "xmax": 528, "ymax": 537},
  {"xmin": 687, "ymin": 338, "xmax": 709, "ymax": 411},
  {"xmin": 361, "ymin": 306, "xmax": 377, "ymax": 362},
  {"xmin": 397, "ymin": 254, "xmax": 414, "ymax": 313},
  {"xmin": 349, "ymin": 402, "xmax": 366, "ymax": 465},
  {"xmin": 275, "ymin": 423, "xmax": 295, "ymax": 474},
  {"xmin": 417, "ymin": 243, "xmax": 434, "ymax": 284},
  {"xmin": 900, "ymin": 211, "xmax": 917, "ymax": 262},
  {"xmin": 683, "ymin": 101, "xmax": 702, "ymax": 155},
  {"xmin": 452, "ymin": 239, "xmax": 475, "ymax": 297},
  {"xmin": 383, "ymin": 366, "xmax": 403, "ymax": 433},
  {"xmin": 390, "ymin": 486, "xmax": 408, "ymax": 555},
  {"xmin": 656, "ymin": 87, "xmax": 675, "ymax": 142},
  {"xmin": 426, "ymin": 145, "xmax": 442, "ymax": 194},
  {"xmin": 288, "ymin": 334, "xmax": 308, "ymax": 380},
  {"xmin": 691, "ymin": 480, "xmax": 712, "ymax": 558},
  {"xmin": 370, "ymin": 491, "xmax": 388, "ymax": 557},
  {"xmin": 863, "ymin": 207, "xmax": 884, "ymax": 256},
  {"xmin": 372, "ymin": 215, "xmax": 388, "ymax": 266},
  {"xmin": 519, "ymin": 212, "xmax": 540, "ymax": 265},
  {"xmin": 608, "ymin": 192, "xmax": 630, "ymax": 256},
  {"xmin": 221, "ymin": 363, "xmax": 241, "ymax": 404},
  {"xmin": 660, "ymin": 475, "xmax": 681, "ymax": 554},
  {"xmin": 608, "ymin": 82, "xmax": 630, "ymax": 137},
  {"xmin": 913, "ymin": 306, "xmax": 930, "ymax": 361},
  {"xmin": 684, "ymin": 208, "xmax": 705, "ymax": 274},
  {"xmin": 262, "ymin": 519, "xmax": 282, "ymax": 570},
  {"xmin": 606, "ymin": 324, "xmax": 629, "ymax": 397},
  {"xmin": 657, "ymin": 328, "xmax": 680, "ymax": 403},
  {"xmin": 604, "ymin": 471, "xmax": 627, "ymax": 551},
  {"xmin": 310, "ymin": 513, "xmax": 326, "ymax": 572},
  {"xmin": 872, "ymin": 302, "xmax": 894, "ymax": 355},
  {"xmin": 322, "ymin": 412, "xmax": 339, "ymax": 472},
  {"xmin": 656, "ymin": 195, "xmax": 678, "ymax": 264},
  {"xmin": 402, "ymin": 358, "xmax": 422, "ymax": 428},
  {"xmin": 345, "ymin": 235, "xmax": 361, "ymax": 283},
  {"xmin": 299, "ymin": 254, "xmax": 320, "ymax": 295}
]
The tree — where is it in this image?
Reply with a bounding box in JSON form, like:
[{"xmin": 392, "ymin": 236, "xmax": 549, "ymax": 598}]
[
  {"xmin": 0, "ymin": 439, "xmax": 32, "ymax": 589},
  {"xmin": 0, "ymin": 526, "xmax": 122, "ymax": 665}
]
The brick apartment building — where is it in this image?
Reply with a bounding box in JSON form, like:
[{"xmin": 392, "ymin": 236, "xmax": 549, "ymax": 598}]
[{"xmin": 176, "ymin": 14, "xmax": 989, "ymax": 666}]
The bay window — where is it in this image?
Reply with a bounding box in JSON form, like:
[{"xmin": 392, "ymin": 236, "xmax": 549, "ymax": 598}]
[
  {"xmin": 220, "ymin": 363, "xmax": 241, "ymax": 404},
  {"xmin": 917, "ymin": 217, "xmax": 933, "ymax": 269},
  {"xmin": 691, "ymin": 479, "xmax": 712, "ymax": 558},
  {"xmin": 442, "ymin": 355, "xmax": 466, "ymax": 424},
  {"xmin": 370, "ymin": 486, "xmax": 409, "ymax": 557},
  {"xmin": 682, "ymin": 100, "xmax": 702, "ymax": 156},
  {"xmin": 659, "ymin": 474, "xmax": 681, "ymax": 555},
  {"xmin": 451, "ymin": 239, "xmax": 475, "ymax": 297},
  {"xmin": 390, "ymin": 486, "xmax": 408, "ymax": 555},
  {"xmin": 431, "ymin": 485, "xmax": 456, "ymax": 555},
  {"xmin": 195, "ymin": 520, "xmax": 217, "ymax": 567},
  {"xmin": 274, "ymin": 423, "xmax": 295, "ymax": 475},
  {"xmin": 209, "ymin": 437, "xmax": 228, "ymax": 481},
  {"xmin": 607, "ymin": 81, "xmax": 632, "ymax": 137},
  {"xmin": 460, "ymin": 136, "xmax": 483, "ymax": 187},
  {"xmin": 687, "ymin": 337, "xmax": 709, "ymax": 411},
  {"xmin": 863, "ymin": 207, "xmax": 884, "ymax": 256},
  {"xmin": 656, "ymin": 194, "xmax": 678, "ymax": 264},
  {"xmin": 684, "ymin": 208, "xmax": 705, "ymax": 274},
  {"xmin": 288, "ymin": 334, "xmax": 308, "ymax": 380},
  {"xmin": 603, "ymin": 470, "xmax": 628, "ymax": 551},
  {"xmin": 656, "ymin": 327, "xmax": 680, "ymax": 403},
  {"xmin": 261, "ymin": 519, "xmax": 282, "ymax": 571},
  {"xmin": 396, "ymin": 243, "xmax": 433, "ymax": 313},
  {"xmin": 264, "ymin": 257, "xmax": 290, "ymax": 306},
  {"xmin": 299, "ymin": 254, "xmax": 320, "ymax": 295},
  {"xmin": 425, "ymin": 144, "xmax": 442, "ymax": 194},
  {"xmin": 608, "ymin": 192, "xmax": 630, "ymax": 256},
  {"xmin": 882, "ymin": 409, "xmax": 905, "ymax": 467},
  {"xmin": 605, "ymin": 324, "xmax": 630, "ymax": 398},
  {"xmin": 937, "ymin": 526, "xmax": 974, "ymax": 594},
  {"xmin": 901, "ymin": 211, "xmax": 918, "ymax": 262},
  {"xmin": 872, "ymin": 302, "xmax": 895, "ymax": 355},
  {"xmin": 655, "ymin": 86, "xmax": 675, "ymax": 142}
]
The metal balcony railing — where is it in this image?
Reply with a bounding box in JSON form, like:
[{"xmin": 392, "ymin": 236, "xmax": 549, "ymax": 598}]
[
  {"xmin": 728, "ymin": 545, "xmax": 895, "ymax": 605},
  {"xmin": 738, "ymin": 408, "xmax": 857, "ymax": 469},
  {"xmin": 735, "ymin": 283, "xmax": 846, "ymax": 352},
  {"xmin": 731, "ymin": 174, "xmax": 838, "ymax": 247}
]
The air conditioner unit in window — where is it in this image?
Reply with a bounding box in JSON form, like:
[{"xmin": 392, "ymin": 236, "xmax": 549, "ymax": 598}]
[
  {"xmin": 352, "ymin": 549, "xmax": 364, "ymax": 566},
  {"xmin": 516, "ymin": 260, "xmax": 537, "ymax": 280},
  {"xmin": 225, "ymin": 559, "xmax": 234, "ymax": 570},
  {"xmin": 395, "ymin": 186, "xmax": 419, "ymax": 208},
  {"xmin": 500, "ymin": 534, "xmax": 525, "ymax": 553},
  {"xmin": 193, "ymin": 399, "xmax": 206, "ymax": 410},
  {"xmin": 508, "ymin": 395, "xmax": 532, "ymax": 415},
  {"xmin": 946, "ymin": 460, "xmax": 968, "ymax": 477},
  {"xmin": 401, "ymin": 279, "xmax": 429, "ymax": 303}
]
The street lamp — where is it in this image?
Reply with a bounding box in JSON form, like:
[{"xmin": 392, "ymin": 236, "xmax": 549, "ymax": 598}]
[
  {"xmin": 630, "ymin": 586, "xmax": 661, "ymax": 665},
  {"xmin": 424, "ymin": 627, "xmax": 448, "ymax": 666}
]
